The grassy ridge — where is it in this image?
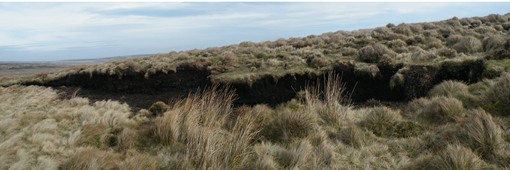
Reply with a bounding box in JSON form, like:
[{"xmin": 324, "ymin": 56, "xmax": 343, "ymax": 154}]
[{"xmin": 2, "ymin": 13, "xmax": 510, "ymax": 86}]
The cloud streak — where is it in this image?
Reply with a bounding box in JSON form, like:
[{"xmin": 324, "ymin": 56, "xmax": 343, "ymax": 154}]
[{"xmin": 0, "ymin": 2, "xmax": 508, "ymax": 61}]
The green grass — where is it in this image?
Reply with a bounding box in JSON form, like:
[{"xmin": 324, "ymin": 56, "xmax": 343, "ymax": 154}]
[{"xmin": 483, "ymin": 59, "xmax": 510, "ymax": 78}]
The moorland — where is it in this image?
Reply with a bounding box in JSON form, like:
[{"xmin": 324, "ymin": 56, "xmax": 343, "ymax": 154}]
[{"xmin": 1, "ymin": 13, "xmax": 510, "ymax": 169}]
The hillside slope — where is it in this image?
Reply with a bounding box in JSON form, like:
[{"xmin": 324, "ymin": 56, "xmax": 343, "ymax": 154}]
[{"xmin": 2, "ymin": 13, "xmax": 510, "ymax": 108}]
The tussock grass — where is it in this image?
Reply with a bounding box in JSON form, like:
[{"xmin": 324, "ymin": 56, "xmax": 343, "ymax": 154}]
[
  {"xmin": 407, "ymin": 96, "xmax": 465, "ymax": 124},
  {"xmin": 63, "ymin": 147, "xmax": 123, "ymax": 170},
  {"xmin": 3, "ymin": 76, "xmax": 510, "ymax": 169},
  {"xmin": 361, "ymin": 106, "xmax": 402, "ymax": 136},
  {"xmin": 429, "ymin": 80, "xmax": 480, "ymax": 107},
  {"xmin": 361, "ymin": 106, "xmax": 423, "ymax": 138},
  {"xmin": 406, "ymin": 144, "xmax": 487, "ymax": 170},
  {"xmin": 118, "ymin": 153, "xmax": 160, "ymax": 170},
  {"xmin": 429, "ymin": 80, "xmax": 469, "ymax": 98},
  {"xmin": 274, "ymin": 141, "xmax": 314, "ymax": 169},
  {"xmin": 460, "ymin": 109, "xmax": 504, "ymax": 162},
  {"xmin": 0, "ymin": 85, "xmax": 143, "ymax": 169},
  {"xmin": 357, "ymin": 43, "xmax": 396, "ymax": 63},
  {"xmin": 261, "ymin": 107, "xmax": 319, "ymax": 143},
  {"xmin": 303, "ymin": 73, "xmax": 350, "ymax": 126},
  {"xmin": 339, "ymin": 125, "xmax": 370, "ymax": 148},
  {"xmin": 482, "ymin": 72, "xmax": 510, "ymax": 116},
  {"xmin": 154, "ymin": 86, "xmax": 258, "ymax": 169},
  {"xmin": 148, "ymin": 101, "xmax": 168, "ymax": 117},
  {"xmin": 433, "ymin": 144, "xmax": 486, "ymax": 170},
  {"xmin": 452, "ymin": 36, "xmax": 483, "ymax": 53}
]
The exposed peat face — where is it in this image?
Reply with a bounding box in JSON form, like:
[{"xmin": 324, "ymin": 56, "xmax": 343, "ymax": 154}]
[{"xmin": 23, "ymin": 60, "xmax": 486, "ymax": 110}]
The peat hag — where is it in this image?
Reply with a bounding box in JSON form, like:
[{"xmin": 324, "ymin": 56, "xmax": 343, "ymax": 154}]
[{"xmin": 22, "ymin": 59, "xmax": 486, "ymax": 109}]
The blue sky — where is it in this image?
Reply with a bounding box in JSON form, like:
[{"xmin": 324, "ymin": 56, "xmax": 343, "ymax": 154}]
[{"xmin": 0, "ymin": 2, "xmax": 509, "ymax": 61}]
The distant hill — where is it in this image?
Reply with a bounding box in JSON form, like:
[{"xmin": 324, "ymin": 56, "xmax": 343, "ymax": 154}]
[{"xmin": 0, "ymin": 54, "xmax": 151, "ymax": 77}]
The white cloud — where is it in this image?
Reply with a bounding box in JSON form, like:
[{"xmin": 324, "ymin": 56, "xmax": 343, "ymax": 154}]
[{"xmin": 0, "ymin": 2, "xmax": 507, "ymax": 61}]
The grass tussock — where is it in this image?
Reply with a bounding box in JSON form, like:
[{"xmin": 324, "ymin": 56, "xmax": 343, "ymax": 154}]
[
  {"xmin": 428, "ymin": 80, "xmax": 469, "ymax": 98},
  {"xmin": 118, "ymin": 153, "xmax": 160, "ymax": 170},
  {"xmin": 433, "ymin": 144, "xmax": 487, "ymax": 170},
  {"xmin": 339, "ymin": 125, "xmax": 370, "ymax": 148},
  {"xmin": 407, "ymin": 96, "xmax": 465, "ymax": 124},
  {"xmin": 407, "ymin": 144, "xmax": 487, "ymax": 170},
  {"xmin": 63, "ymin": 148, "xmax": 123, "ymax": 170},
  {"xmin": 148, "ymin": 101, "xmax": 168, "ymax": 117},
  {"xmin": 261, "ymin": 107, "xmax": 319, "ymax": 143},
  {"xmin": 482, "ymin": 72, "xmax": 510, "ymax": 116},
  {"xmin": 361, "ymin": 106, "xmax": 401, "ymax": 136},
  {"xmin": 0, "ymin": 85, "xmax": 141, "ymax": 169},
  {"xmin": 460, "ymin": 109, "xmax": 504, "ymax": 162},
  {"xmin": 303, "ymin": 73, "xmax": 350, "ymax": 126},
  {"xmin": 3, "ymin": 74, "xmax": 510, "ymax": 169},
  {"xmin": 153, "ymin": 86, "xmax": 264, "ymax": 169},
  {"xmin": 361, "ymin": 106, "xmax": 424, "ymax": 138}
]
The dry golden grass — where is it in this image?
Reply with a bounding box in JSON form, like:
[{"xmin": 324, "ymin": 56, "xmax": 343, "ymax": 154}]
[
  {"xmin": 406, "ymin": 96, "xmax": 465, "ymax": 124},
  {"xmin": 153, "ymin": 86, "xmax": 258, "ymax": 169},
  {"xmin": 0, "ymin": 85, "xmax": 143, "ymax": 169},
  {"xmin": 433, "ymin": 144, "xmax": 487, "ymax": 170},
  {"xmin": 63, "ymin": 147, "xmax": 123, "ymax": 170},
  {"xmin": 406, "ymin": 144, "xmax": 487, "ymax": 170},
  {"xmin": 428, "ymin": 80, "xmax": 469, "ymax": 98},
  {"xmin": 261, "ymin": 107, "xmax": 319, "ymax": 143},
  {"xmin": 2, "ymin": 73, "xmax": 510, "ymax": 169},
  {"xmin": 460, "ymin": 109, "xmax": 504, "ymax": 162},
  {"xmin": 304, "ymin": 73, "xmax": 351, "ymax": 126}
]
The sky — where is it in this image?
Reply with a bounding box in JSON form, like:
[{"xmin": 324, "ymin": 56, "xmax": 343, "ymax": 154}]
[{"xmin": 0, "ymin": 2, "xmax": 509, "ymax": 61}]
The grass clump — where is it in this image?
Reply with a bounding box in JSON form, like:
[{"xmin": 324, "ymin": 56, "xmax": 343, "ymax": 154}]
[
  {"xmin": 354, "ymin": 62, "xmax": 380, "ymax": 78},
  {"xmin": 252, "ymin": 141, "xmax": 313, "ymax": 169},
  {"xmin": 148, "ymin": 101, "xmax": 168, "ymax": 117},
  {"xmin": 408, "ymin": 96, "xmax": 465, "ymax": 124},
  {"xmin": 361, "ymin": 106, "xmax": 402, "ymax": 136},
  {"xmin": 273, "ymin": 141, "xmax": 313, "ymax": 169},
  {"xmin": 483, "ymin": 59, "xmax": 510, "ymax": 78},
  {"xmin": 63, "ymin": 148, "xmax": 123, "ymax": 170},
  {"xmin": 75, "ymin": 124, "xmax": 114, "ymax": 149},
  {"xmin": 357, "ymin": 43, "xmax": 396, "ymax": 63},
  {"xmin": 303, "ymin": 73, "xmax": 350, "ymax": 127},
  {"xmin": 154, "ymin": 86, "xmax": 260, "ymax": 169},
  {"xmin": 432, "ymin": 144, "xmax": 487, "ymax": 170},
  {"xmin": 338, "ymin": 125, "xmax": 371, "ymax": 148},
  {"xmin": 436, "ymin": 47, "xmax": 458, "ymax": 58},
  {"xmin": 261, "ymin": 108, "xmax": 319, "ymax": 143},
  {"xmin": 429, "ymin": 80, "xmax": 477, "ymax": 107},
  {"xmin": 409, "ymin": 144, "xmax": 487, "ymax": 170},
  {"xmin": 119, "ymin": 154, "xmax": 160, "ymax": 170},
  {"xmin": 460, "ymin": 108, "xmax": 504, "ymax": 162},
  {"xmin": 391, "ymin": 121, "xmax": 425, "ymax": 138},
  {"xmin": 360, "ymin": 106, "xmax": 422, "ymax": 138},
  {"xmin": 452, "ymin": 36, "xmax": 482, "ymax": 53},
  {"xmin": 428, "ymin": 80, "xmax": 469, "ymax": 98},
  {"xmin": 482, "ymin": 72, "xmax": 510, "ymax": 116}
]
